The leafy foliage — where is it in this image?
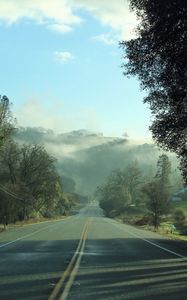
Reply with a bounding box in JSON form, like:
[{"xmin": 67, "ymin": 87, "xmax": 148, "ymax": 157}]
[
  {"xmin": 0, "ymin": 95, "xmax": 15, "ymax": 147},
  {"xmin": 0, "ymin": 96, "xmax": 78, "ymax": 224},
  {"xmin": 142, "ymin": 155, "xmax": 171, "ymax": 228},
  {"xmin": 97, "ymin": 162, "xmax": 142, "ymax": 217},
  {"xmin": 121, "ymin": 0, "xmax": 187, "ymax": 184},
  {"xmin": 155, "ymin": 154, "xmax": 171, "ymax": 191},
  {"xmin": 173, "ymin": 208, "xmax": 186, "ymax": 226},
  {"xmin": 0, "ymin": 141, "xmax": 66, "ymax": 222}
]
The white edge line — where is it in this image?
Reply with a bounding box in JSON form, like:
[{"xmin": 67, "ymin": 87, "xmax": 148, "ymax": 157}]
[
  {"xmin": 0, "ymin": 218, "xmax": 72, "ymax": 249},
  {"xmin": 107, "ymin": 219, "xmax": 186, "ymax": 259}
]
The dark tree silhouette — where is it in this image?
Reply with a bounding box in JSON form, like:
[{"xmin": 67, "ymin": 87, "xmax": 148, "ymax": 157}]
[
  {"xmin": 120, "ymin": 0, "xmax": 187, "ymax": 184},
  {"xmin": 142, "ymin": 155, "xmax": 171, "ymax": 228},
  {"xmin": 0, "ymin": 95, "xmax": 14, "ymax": 147}
]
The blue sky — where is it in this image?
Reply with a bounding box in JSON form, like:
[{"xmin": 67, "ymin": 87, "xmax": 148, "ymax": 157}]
[{"xmin": 0, "ymin": 0, "xmax": 152, "ymax": 140}]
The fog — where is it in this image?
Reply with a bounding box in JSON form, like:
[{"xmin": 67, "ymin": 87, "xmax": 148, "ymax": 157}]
[{"xmin": 14, "ymin": 127, "xmax": 182, "ymax": 196}]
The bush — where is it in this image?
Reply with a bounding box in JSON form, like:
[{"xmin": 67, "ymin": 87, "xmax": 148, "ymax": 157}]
[
  {"xmin": 108, "ymin": 210, "xmax": 118, "ymax": 218},
  {"xmin": 173, "ymin": 209, "xmax": 186, "ymax": 225},
  {"xmin": 135, "ymin": 213, "xmax": 154, "ymax": 226}
]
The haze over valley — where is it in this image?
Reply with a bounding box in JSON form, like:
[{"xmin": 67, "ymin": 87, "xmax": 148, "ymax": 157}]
[{"xmin": 14, "ymin": 127, "xmax": 181, "ymax": 196}]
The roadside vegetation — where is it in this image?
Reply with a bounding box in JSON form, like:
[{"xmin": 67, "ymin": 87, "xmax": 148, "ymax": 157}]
[
  {"xmin": 97, "ymin": 155, "xmax": 187, "ymax": 237},
  {"xmin": 97, "ymin": 0, "xmax": 186, "ymax": 240},
  {"xmin": 120, "ymin": 0, "xmax": 187, "ymax": 186},
  {"xmin": 0, "ymin": 95, "xmax": 85, "ymax": 228}
]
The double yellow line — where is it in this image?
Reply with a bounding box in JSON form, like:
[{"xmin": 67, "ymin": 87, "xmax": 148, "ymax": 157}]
[{"xmin": 48, "ymin": 218, "xmax": 92, "ymax": 300}]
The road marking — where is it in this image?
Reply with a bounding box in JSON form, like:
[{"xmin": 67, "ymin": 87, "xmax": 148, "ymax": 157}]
[
  {"xmin": 107, "ymin": 219, "xmax": 186, "ymax": 259},
  {"xmin": 17, "ymin": 216, "xmax": 72, "ymax": 227},
  {"xmin": 49, "ymin": 218, "xmax": 91, "ymax": 300},
  {"xmin": 0, "ymin": 219, "xmax": 69, "ymax": 249}
]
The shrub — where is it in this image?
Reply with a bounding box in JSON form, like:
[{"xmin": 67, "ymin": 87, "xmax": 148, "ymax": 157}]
[
  {"xmin": 173, "ymin": 209, "xmax": 186, "ymax": 226},
  {"xmin": 135, "ymin": 213, "xmax": 153, "ymax": 226}
]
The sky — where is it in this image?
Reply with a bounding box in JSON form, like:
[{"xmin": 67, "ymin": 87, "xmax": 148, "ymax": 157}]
[{"xmin": 0, "ymin": 0, "xmax": 152, "ymax": 140}]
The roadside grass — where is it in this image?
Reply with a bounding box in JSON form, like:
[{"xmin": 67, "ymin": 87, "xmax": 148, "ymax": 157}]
[
  {"xmin": 158, "ymin": 221, "xmax": 187, "ymax": 241},
  {"xmin": 0, "ymin": 215, "xmax": 67, "ymax": 232},
  {"xmin": 0, "ymin": 204, "xmax": 83, "ymax": 233},
  {"xmin": 118, "ymin": 202, "xmax": 187, "ymax": 242},
  {"xmin": 14, "ymin": 215, "xmax": 67, "ymax": 226}
]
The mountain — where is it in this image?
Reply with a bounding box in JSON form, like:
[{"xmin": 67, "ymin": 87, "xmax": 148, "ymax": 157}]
[{"xmin": 14, "ymin": 127, "xmax": 181, "ymax": 196}]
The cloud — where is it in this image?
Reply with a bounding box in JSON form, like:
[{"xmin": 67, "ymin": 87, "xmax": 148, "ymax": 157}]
[
  {"xmin": 54, "ymin": 51, "xmax": 74, "ymax": 63},
  {"xmin": 71, "ymin": 0, "xmax": 138, "ymax": 40},
  {"xmin": 0, "ymin": 0, "xmax": 82, "ymax": 31},
  {"xmin": 0, "ymin": 0, "xmax": 138, "ymax": 40},
  {"xmin": 48, "ymin": 23, "xmax": 72, "ymax": 34},
  {"xmin": 92, "ymin": 33, "xmax": 117, "ymax": 45}
]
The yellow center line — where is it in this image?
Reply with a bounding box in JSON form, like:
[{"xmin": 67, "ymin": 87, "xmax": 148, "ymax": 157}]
[{"xmin": 48, "ymin": 218, "xmax": 92, "ymax": 300}]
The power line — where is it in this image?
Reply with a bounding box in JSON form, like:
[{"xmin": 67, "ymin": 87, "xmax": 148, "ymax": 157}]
[{"xmin": 0, "ymin": 184, "xmax": 25, "ymax": 202}]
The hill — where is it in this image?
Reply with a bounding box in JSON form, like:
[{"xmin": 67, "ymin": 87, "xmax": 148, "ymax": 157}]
[{"xmin": 14, "ymin": 127, "xmax": 182, "ymax": 196}]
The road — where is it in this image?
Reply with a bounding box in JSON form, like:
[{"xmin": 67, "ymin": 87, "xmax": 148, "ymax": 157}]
[{"xmin": 0, "ymin": 204, "xmax": 187, "ymax": 300}]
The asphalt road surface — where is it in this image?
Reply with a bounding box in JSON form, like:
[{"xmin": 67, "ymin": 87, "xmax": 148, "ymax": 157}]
[{"xmin": 0, "ymin": 204, "xmax": 187, "ymax": 300}]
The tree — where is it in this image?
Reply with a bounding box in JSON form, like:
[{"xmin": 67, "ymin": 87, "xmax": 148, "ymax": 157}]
[
  {"xmin": 0, "ymin": 141, "xmax": 68, "ymax": 222},
  {"xmin": 0, "ymin": 140, "xmax": 21, "ymax": 184},
  {"xmin": 155, "ymin": 154, "xmax": 171, "ymax": 191},
  {"xmin": 0, "ymin": 95, "xmax": 76, "ymax": 222},
  {"xmin": 125, "ymin": 161, "xmax": 142, "ymax": 205},
  {"xmin": 97, "ymin": 169, "xmax": 131, "ymax": 217},
  {"xmin": 97, "ymin": 162, "xmax": 143, "ymax": 216},
  {"xmin": 120, "ymin": 0, "xmax": 187, "ymax": 184},
  {"xmin": 0, "ymin": 188, "xmax": 17, "ymax": 224},
  {"xmin": 142, "ymin": 180, "xmax": 168, "ymax": 228},
  {"xmin": 173, "ymin": 209, "xmax": 186, "ymax": 226},
  {"xmin": 142, "ymin": 155, "xmax": 171, "ymax": 228},
  {"xmin": 0, "ymin": 95, "xmax": 14, "ymax": 148},
  {"xmin": 19, "ymin": 144, "xmax": 57, "ymax": 213}
]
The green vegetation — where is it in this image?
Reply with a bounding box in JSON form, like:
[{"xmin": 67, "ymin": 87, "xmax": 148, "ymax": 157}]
[
  {"xmin": 119, "ymin": 0, "xmax": 187, "ymax": 236},
  {"xmin": 142, "ymin": 155, "xmax": 171, "ymax": 228},
  {"xmin": 121, "ymin": 0, "xmax": 187, "ymax": 185},
  {"xmin": 0, "ymin": 95, "xmax": 83, "ymax": 227},
  {"xmin": 173, "ymin": 209, "xmax": 186, "ymax": 226},
  {"xmin": 172, "ymin": 199, "xmax": 187, "ymax": 213},
  {"xmin": 0, "ymin": 95, "xmax": 14, "ymax": 148},
  {"xmin": 97, "ymin": 154, "xmax": 187, "ymax": 233},
  {"xmin": 97, "ymin": 161, "xmax": 144, "ymax": 217}
]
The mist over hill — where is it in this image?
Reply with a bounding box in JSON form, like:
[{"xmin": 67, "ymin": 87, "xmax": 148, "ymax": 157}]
[{"xmin": 14, "ymin": 127, "xmax": 181, "ymax": 196}]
